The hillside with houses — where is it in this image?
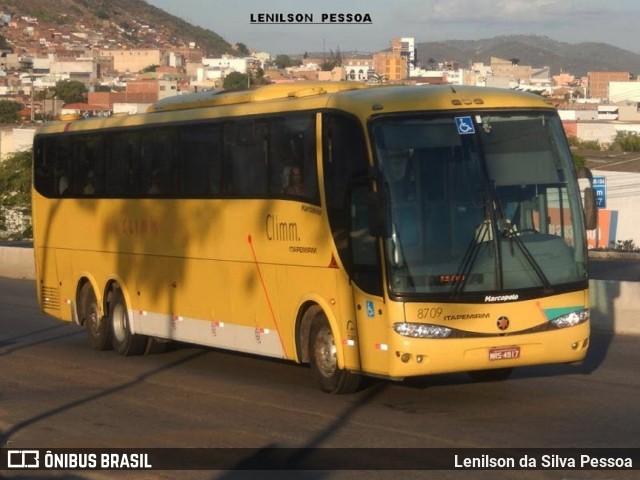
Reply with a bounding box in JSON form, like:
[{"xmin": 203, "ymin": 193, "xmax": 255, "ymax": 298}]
[{"xmin": 1, "ymin": 1, "xmax": 640, "ymax": 246}]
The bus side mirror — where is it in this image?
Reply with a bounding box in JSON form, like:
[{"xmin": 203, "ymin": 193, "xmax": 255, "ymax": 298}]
[
  {"xmin": 577, "ymin": 167, "xmax": 597, "ymax": 231},
  {"xmin": 583, "ymin": 187, "xmax": 598, "ymax": 230},
  {"xmin": 368, "ymin": 191, "xmax": 390, "ymax": 238}
]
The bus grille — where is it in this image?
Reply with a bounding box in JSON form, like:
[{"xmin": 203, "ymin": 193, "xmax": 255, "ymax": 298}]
[{"xmin": 41, "ymin": 285, "xmax": 61, "ymax": 312}]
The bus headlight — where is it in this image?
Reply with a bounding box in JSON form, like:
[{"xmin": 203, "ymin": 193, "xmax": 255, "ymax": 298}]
[
  {"xmin": 550, "ymin": 308, "xmax": 590, "ymax": 329},
  {"xmin": 394, "ymin": 322, "xmax": 452, "ymax": 338}
]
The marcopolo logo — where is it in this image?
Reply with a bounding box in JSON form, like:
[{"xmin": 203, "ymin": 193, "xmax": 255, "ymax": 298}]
[
  {"xmin": 7, "ymin": 450, "xmax": 40, "ymax": 468},
  {"xmin": 484, "ymin": 294, "xmax": 519, "ymax": 303}
]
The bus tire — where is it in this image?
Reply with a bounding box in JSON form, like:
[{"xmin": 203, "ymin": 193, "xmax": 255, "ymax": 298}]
[
  {"xmin": 144, "ymin": 336, "xmax": 173, "ymax": 355},
  {"xmin": 109, "ymin": 288, "xmax": 147, "ymax": 356},
  {"xmin": 309, "ymin": 314, "xmax": 361, "ymax": 394},
  {"xmin": 80, "ymin": 283, "xmax": 111, "ymax": 351},
  {"xmin": 468, "ymin": 367, "xmax": 513, "ymax": 382}
]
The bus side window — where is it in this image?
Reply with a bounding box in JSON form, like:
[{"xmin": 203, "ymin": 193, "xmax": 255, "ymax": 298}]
[
  {"xmin": 34, "ymin": 138, "xmax": 56, "ymax": 197},
  {"xmin": 89, "ymin": 135, "xmax": 106, "ymax": 195},
  {"xmin": 226, "ymin": 121, "xmax": 268, "ymax": 197},
  {"xmin": 107, "ymin": 133, "xmax": 140, "ymax": 197},
  {"xmin": 143, "ymin": 129, "xmax": 180, "ymax": 196},
  {"xmin": 268, "ymin": 122, "xmax": 289, "ymax": 195},
  {"xmin": 351, "ymin": 183, "xmax": 378, "ymax": 265},
  {"xmin": 181, "ymin": 124, "xmax": 222, "ymax": 197},
  {"xmin": 54, "ymin": 137, "xmax": 73, "ymax": 196},
  {"xmin": 298, "ymin": 117, "xmax": 318, "ymax": 202},
  {"xmin": 268, "ymin": 114, "xmax": 317, "ymax": 203},
  {"xmin": 323, "ymin": 112, "xmax": 382, "ymax": 296}
]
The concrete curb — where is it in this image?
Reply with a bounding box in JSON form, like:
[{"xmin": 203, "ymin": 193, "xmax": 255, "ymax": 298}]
[
  {"xmin": 1, "ymin": 246, "xmax": 638, "ymax": 336},
  {"xmin": 588, "ymin": 250, "xmax": 640, "ymax": 260}
]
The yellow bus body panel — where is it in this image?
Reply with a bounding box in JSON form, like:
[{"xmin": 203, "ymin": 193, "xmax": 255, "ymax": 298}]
[{"xmin": 32, "ymin": 82, "xmax": 587, "ymax": 383}]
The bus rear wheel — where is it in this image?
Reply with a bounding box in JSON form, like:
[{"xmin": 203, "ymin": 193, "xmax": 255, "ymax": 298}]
[
  {"xmin": 109, "ymin": 288, "xmax": 147, "ymax": 356},
  {"xmin": 309, "ymin": 315, "xmax": 361, "ymax": 394},
  {"xmin": 80, "ymin": 283, "xmax": 111, "ymax": 351}
]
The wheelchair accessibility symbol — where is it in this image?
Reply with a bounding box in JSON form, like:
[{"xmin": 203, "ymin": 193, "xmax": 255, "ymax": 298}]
[{"xmin": 455, "ymin": 116, "xmax": 475, "ymax": 135}]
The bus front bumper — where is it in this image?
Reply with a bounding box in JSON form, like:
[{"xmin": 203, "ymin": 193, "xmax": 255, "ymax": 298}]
[{"xmin": 382, "ymin": 321, "xmax": 590, "ymax": 379}]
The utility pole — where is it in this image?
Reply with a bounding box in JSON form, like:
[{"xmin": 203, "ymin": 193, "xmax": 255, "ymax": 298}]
[{"xmin": 30, "ymin": 75, "xmax": 35, "ymax": 122}]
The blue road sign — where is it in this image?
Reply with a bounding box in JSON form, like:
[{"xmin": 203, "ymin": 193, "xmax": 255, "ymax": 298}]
[{"xmin": 593, "ymin": 176, "xmax": 606, "ymax": 208}]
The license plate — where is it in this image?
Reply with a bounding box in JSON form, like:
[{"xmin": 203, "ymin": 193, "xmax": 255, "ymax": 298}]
[{"xmin": 489, "ymin": 346, "xmax": 520, "ymax": 361}]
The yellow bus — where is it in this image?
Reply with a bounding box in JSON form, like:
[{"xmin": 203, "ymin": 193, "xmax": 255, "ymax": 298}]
[{"xmin": 32, "ymin": 82, "xmax": 594, "ymax": 393}]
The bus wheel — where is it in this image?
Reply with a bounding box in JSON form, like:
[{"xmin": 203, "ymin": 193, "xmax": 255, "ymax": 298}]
[
  {"xmin": 80, "ymin": 283, "xmax": 111, "ymax": 351},
  {"xmin": 109, "ymin": 288, "xmax": 147, "ymax": 356},
  {"xmin": 309, "ymin": 314, "xmax": 361, "ymax": 394},
  {"xmin": 144, "ymin": 336, "xmax": 173, "ymax": 355},
  {"xmin": 468, "ymin": 367, "xmax": 513, "ymax": 382}
]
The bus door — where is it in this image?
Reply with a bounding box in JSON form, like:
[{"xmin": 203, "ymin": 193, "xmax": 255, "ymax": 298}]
[{"xmin": 349, "ymin": 182, "xmax": 389, "ymax": 375}]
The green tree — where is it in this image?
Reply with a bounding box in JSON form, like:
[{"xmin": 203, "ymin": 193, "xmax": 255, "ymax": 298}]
[
  {"xmin": 320, "ymin": 48, "xmax": 342, "ymax": 71},
  {"xmin": 0, "ymin": 149, "xmax": 32, "ymax": 237},
  {"xmin": 235, "ymin": 42, "xmax": 250, "ymax": 56},
  {"xmin": 54, "ymin": 80, "xmax": 88, "ymax": 104},
  {"xmin": 0, "ymin": 149, "xmax": 31, "ymax": 209},
  {"xmin": 252, "ymin": 67, "xmax": 270, "ymax": 86},
  {"xmin": 274, "ymin": 54, "xmax": 294, "ymax": 69},
  {"xmin": 223, "ymin": 72, "xmax": 249, "ymax": 90},
  {"xmin": 35, "ymin": 89, "xmax": 52, "ymax": 101},
  {"xmin": 0, "ymin": 101, "xmax": 22, "ymax": 123},
  {"xmin": 572, "ymin": 153, "xmax": 586, "ymax": 170}
]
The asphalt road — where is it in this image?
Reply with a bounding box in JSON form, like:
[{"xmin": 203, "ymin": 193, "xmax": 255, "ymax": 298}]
[{"xmin": 1, "ymin": 277, "xmax": 639, "ymax": 480}]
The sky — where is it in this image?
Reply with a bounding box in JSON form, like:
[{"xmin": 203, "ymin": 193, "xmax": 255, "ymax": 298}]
[{"xmin": 145, "ymin": 0, "xmax": 640, "ymax": 56}]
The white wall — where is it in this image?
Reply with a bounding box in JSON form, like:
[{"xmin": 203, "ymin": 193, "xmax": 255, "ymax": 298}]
[
  {"xmin": 577, "ymin": 122, "xmax": 640, "ymax": 144},
  {"xmin": 591, "ymin": 170, "xmax": 640, "ymax": 245},
  {"xmin": 0, "ymin": 127, "xmax": 36, "ymax": 160},
  {"xmin": 608, "ymin": 81, "xmax": 640, "ymax": 103}
]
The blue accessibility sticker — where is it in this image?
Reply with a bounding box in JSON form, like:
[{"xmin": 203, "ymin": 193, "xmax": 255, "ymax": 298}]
[
  {"xmin": 455, "ymin": 116, "xmax": 475, "ymax": 135},
  {"xmin": 366, "ymin": 300, "xmax": 375, "ymax": 318}
]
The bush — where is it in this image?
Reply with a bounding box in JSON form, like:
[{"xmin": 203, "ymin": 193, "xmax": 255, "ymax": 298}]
[
  {"xmin": 0, "ymin": 149, "xmax": 32, "ymax": 240},
  {"xmin": 572, "ymin": 153, "xmax": 586, "ymax": 170},
  {"xmin": 611, "ymin": 131, "xmax": 640, "ymax": 152},
  {"xmin": 613, "ymin": 239, "xmax": 639, "ymax": 252},
  {"xmin": 567, "ymin": 136, "xmax": 601, "ymax": 151}
]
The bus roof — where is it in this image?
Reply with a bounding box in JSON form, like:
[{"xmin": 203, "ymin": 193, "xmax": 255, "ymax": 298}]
[
  {"xmin": 147, "ymin": 82, "xmax": 552, "ymax": 114},
  {"xmin": 147, "ymin": 82, "xmax": 369, "ymax": 113},
  {"xmin": 36, "ymin": 83, "xmax": 554, "ymax": 136},
  {"xmin": 324, "ymin": 83, "xmax": 553, "ymax": 114}
]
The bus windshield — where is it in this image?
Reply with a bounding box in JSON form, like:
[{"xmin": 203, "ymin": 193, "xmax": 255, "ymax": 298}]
[{"xmin": 371, "ymin": 111, "xmax": 588, "ymax": 297}]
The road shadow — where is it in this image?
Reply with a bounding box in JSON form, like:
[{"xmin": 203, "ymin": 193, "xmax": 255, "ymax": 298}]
[
  {"xmin": 0, "ymin": 324, "xmax": 82, "ymax": 357},
  {"xmin": 216, "ymin": 383, "xmax": 388, "ymax": 478},
  {"xmin": 587, "ymin": 279, "xmax": 620, "ymax": 371},
  {"xmin": 0, "ymin": 349, "xmax": 209, "ymax": 447}
]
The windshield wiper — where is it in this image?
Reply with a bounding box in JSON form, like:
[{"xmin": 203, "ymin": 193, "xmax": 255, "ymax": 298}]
[
  {"xmin": 500, "ymin": 221, "xmax": 552, "ymax": 291},
  {"xmin": 451, "ymin": 198, "xmax": 500, "ymax": 297},
  {"xmin": 452, "ymin": 192, "xmax": 553, "ymax": 297}
]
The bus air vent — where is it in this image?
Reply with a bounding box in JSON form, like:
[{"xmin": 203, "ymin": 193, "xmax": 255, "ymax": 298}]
[{"xmin": 41, "ymin": 285, "xmax": 61, "ymax": 312}]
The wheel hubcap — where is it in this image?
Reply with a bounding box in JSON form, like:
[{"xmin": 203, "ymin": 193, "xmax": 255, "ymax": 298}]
[
  {"xmin": 314, "ymin": 326, "xmax": 337, "ymax": 378},
  {"xmin": 112, "ymin": 303, "xmax": 127, "ymax": 342}
]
